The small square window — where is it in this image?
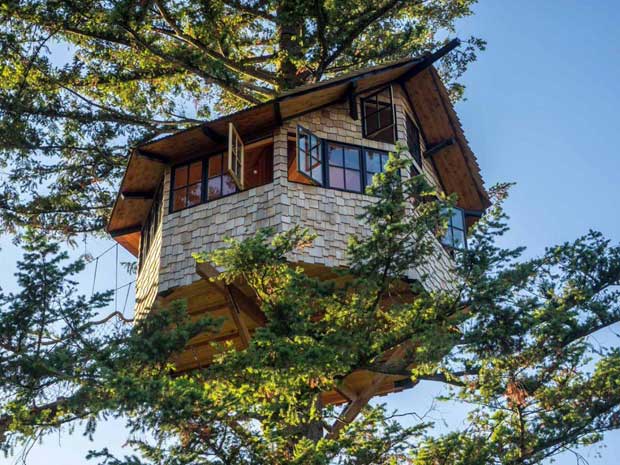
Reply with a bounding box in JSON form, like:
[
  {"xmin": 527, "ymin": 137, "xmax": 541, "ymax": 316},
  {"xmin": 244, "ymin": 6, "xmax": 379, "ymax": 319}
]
[{"xmin": 327, "ymin": 142, "xmax": 362, "ymax": 192}]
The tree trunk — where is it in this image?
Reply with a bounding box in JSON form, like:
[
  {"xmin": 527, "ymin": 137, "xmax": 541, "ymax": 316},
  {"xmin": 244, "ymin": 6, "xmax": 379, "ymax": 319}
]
[{"xmin": 276, "ymin": 0, "xmax": 306, "ymax": 91}]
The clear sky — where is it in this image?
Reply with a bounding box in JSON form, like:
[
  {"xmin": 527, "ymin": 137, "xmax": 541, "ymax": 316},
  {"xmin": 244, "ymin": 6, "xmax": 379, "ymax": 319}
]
[{"xmin": 1, "ymin": 1, "xmax": 620, "ymax": 463}]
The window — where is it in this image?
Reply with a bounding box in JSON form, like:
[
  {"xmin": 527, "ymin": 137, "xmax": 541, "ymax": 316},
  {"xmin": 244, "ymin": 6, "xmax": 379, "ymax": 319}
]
[
  {"xmin": 327, "ymin": 142, "xmax": 362, "ymax": 192},
  {"xmin": 297, "ymin": 125, "xmax": 323, "ymax": 185},
  {"xmin": 292, "ymin": 126, "xmax": 393, "ymax": 194},
  {"xmin": 406, "ymin": 114, "xmax": 422, "ymax": 169},
  {"xmin": 364, "ymin": 148, "xmax": 390, "ymax": 189},
  {"xmin": 139, "ymin": 184, "xmax": 163, "ymax": 270},
  {"xmin": 361, "ymin": 86, "xmax": 396, "ymax": 144},
  {"xmin": 171, "ymin": 160, "xmax": 203, "ymax": 212},
  {"xmin": 169, "ymin": 139, "xmax": 273, "ymax": 214},
  {"xmin": 442, "ymin": 207, "xmax": 467, "ymax": 250},
  {"xmin": 228, "ymin": 122, "xmax": 244, "ymax": 189},
  {"xmin": 207, "ymin": 153, "xmax": 237, "ymax": 201}
]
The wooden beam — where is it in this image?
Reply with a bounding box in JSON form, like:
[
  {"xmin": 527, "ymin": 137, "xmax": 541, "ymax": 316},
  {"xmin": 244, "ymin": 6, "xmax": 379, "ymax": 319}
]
[
  {"xmin": 136, "ymin": 149, "xmax": 169, "ymax": 164},
  {"xmin": 120, "ymin": 190, "xmax": 155, "ymax": 200},
  {"xmin": 328, "ymin": 343, "xmax": 415, "ymax": 438},
  {"xmin": 396, "ymin": 38, "xmax": 461, "ymax": 84},
  {"xmin": 196, "ymin": 262, "xmax": 267, "ymax": 327},
  {"xmin": 273, "ymin": 101, "xmax": 283, "ymax": 126},
  {"xmin": 201, "ymin": 125, "xmax": 226, "ymax": 144},
  {"xmin": 347, "ymin": 81, "xmax": 358, "ymax": 120},
  {"xmin": 424, "ymin": 137, "xmax": 455, "ymax": 159}
]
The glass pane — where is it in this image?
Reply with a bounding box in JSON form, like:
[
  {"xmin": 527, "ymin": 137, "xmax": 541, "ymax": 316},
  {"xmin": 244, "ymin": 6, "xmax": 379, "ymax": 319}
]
[
  {"xmin": 452, "ymin": 229, "xmax": 466, "ymax": 249},
  {"xmin": 311, "ymin": 160, "xmax": 323, "ymax": 185},
  {"xmin": 329, "ymin": 166, "xmax": 345, "ymax": 189},
  {"xmin": 172, "ymin": 188, "xmax": 187, "ymax": 211},
  {"xmin": 345, "ymin": 169, "xmax": 361, "ymax": 192},
  {"xmin": 209, "ymin": 154, "xmax": 222, "ymax": 178},
  {"xmin": 188, "ymin": 161, "xmax": 202, "ymax": 184},
  {"xmin": 207, "ymin": 176, "xmax": 222, "ymax": 200},
  {"xmin": 344, "ymin": 147, "xmax": 360, "ymax": 169},
  {"xmin": 328, "ymin": 144, "xmax": 344, "ymax": 166},
  {"xmin": 188, "ymin": 183, "xmax": 201, "ymax": 206},
  {"xmin": 379, "ymin": 105, "xmax": 393, "ymax": 128},
  {"xmin": 222, "ymin": 174, "xmax": 237, "ymax": 196},
  {"xmin": 173, "ymin": 165, "xmax": 188, "ymax": 188},
  {"xmin": 451, "ymin": 208, "xmax": 465, "ymax": 230},
  {"xmin": 365, "ymin": 150, "xmax": 382, "ymax": 172}
]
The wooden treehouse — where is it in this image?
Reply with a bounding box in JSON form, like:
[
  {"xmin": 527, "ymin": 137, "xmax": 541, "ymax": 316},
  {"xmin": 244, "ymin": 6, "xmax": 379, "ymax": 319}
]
[{"xmin": 107, "ymin": 40, "xmax": 489, "ymax": 412}]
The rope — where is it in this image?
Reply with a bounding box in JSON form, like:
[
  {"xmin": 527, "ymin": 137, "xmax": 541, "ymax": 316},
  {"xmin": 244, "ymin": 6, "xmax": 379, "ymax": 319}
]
[
  {"xmin": 122, "ymin": 281, "xmax": 132, "ymax": 316},
  {"xmin": 84, "ymin": 242, "xmax": 118, "ymax": 265},
  {"xmin": 114, "ymin": 243, "xmax": 119, "ymax": 313},
  {"xmin": 90, "ymin": 257, "xmax": 98, "ymax": 297}
]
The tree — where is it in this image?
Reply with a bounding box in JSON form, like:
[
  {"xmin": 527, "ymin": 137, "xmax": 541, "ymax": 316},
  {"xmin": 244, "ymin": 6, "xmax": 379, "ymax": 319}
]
[
  {"xmin": 0, "ymin": 0, "xmax": 483, "ymax": 235},
  {"xmin": 1, "ymin": 149, "xmax": 619, "ymax": 464}
]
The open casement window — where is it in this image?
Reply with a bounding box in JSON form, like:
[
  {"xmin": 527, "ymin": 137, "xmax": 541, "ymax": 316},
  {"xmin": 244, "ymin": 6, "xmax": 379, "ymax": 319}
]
[
  {"xmin": 296, "ymin": 125, "xmax": 323, "ymax": 185},
  {"xmin": 228, "ymin": 122, "xmax": 244, "ymax": 189},
  {"xmin": 361, "ymin": 86, "xmax": 396, "ymax": 144}
]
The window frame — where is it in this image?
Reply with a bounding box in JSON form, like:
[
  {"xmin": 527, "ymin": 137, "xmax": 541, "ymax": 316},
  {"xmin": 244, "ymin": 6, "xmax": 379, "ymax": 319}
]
[
  {"xmin": 169, "ymin": 159, "xmax": 205, "ymax": 213},
  {"xmin": 228, "ymin": 122, "xmax": 245, "ymax": 189},
  {"xmin": 169, "ymin": 152, "xmax": 239, "ymax": 214},
  {"xmin": 360, "ymin": 85, "xmax": 397, "ymax": 144},
  {"xmin": 441, "ymin": 207, "xmax": 467, "ymax": 250},
  {"xmin": 139, "ymin": 182, "xmax": 164, "ymax": 271},
  {"xmin": 293, "ymin": 133, "xmax": 392, "ymax": 195},
  {"xmin": 324, "ymin": 140, "xmax": 364, "ymax": 193},
  {"xmin": 296, "ymin": 125, "xmax": 324, "ymax": 185}
]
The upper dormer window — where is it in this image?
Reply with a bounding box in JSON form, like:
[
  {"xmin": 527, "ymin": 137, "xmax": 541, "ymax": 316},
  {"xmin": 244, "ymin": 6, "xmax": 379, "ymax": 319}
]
[{"xmin": 361, "ymin": 86, "xmax": 396, "ymax": 144}]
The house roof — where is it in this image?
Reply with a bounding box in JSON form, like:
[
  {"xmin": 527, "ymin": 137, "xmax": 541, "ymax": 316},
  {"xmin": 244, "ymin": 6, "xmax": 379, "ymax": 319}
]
[{"xmin": 107, "ymin": 39, "xmax": 490, "ymax": 255}]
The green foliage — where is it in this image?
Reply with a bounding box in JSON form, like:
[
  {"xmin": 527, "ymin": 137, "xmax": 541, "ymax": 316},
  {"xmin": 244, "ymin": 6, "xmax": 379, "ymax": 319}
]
[
  {"xmin": 1, "ymin": 148, "xmax": 619, "ymax": 464},
  {"xmin": 0, "ymin": 0, "xmax": 482, "ymax": 235}
]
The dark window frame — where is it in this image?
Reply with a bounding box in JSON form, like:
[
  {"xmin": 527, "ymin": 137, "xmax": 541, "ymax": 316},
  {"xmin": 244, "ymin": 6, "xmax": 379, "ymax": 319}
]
[
  {"xmin": 170, "ymin": 159, "xmax": 204, "ymax": 213},
  {"xmin": 139, "ymin": 182, "xmax": 164, "ymax": 271},
  {"xmin": 293, "ymin": 129, "xmax": 394, "ymax": 195},
  {"xmin": 169, "ymin": 152, "xmax": 239, "ymax": 214},
  {"xmin": 441, "ymin": 207, "xmax": 467, "ymax": 250},
  {"xmin": 360, "ymin": 85, "xmax": 397, "ymax": 144},
  {"xmin": 324, "ymin": 140, "xmax": 364, "ymax": 193}
]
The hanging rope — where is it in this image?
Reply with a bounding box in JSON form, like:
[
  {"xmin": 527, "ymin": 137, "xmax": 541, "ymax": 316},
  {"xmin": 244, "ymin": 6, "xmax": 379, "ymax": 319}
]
[
  {"xmin": 90, "ymin": 257, "xmax": 99, "ymax": 297},
  {"xmin": 114, "ymin": 243, "xmax": 119, "ymax": 313}
]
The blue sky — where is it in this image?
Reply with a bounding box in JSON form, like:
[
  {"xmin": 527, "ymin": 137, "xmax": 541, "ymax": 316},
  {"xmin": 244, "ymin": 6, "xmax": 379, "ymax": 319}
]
[{"xmin": 2, "ymin": 1, "xmax": 620, "ymax": 463}]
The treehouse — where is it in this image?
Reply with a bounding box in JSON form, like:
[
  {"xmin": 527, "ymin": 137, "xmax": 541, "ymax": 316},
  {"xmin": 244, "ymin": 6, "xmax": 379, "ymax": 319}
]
[{"xmin": 107, "ymin": 40, "xmax": 489, "ymax": 410}]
